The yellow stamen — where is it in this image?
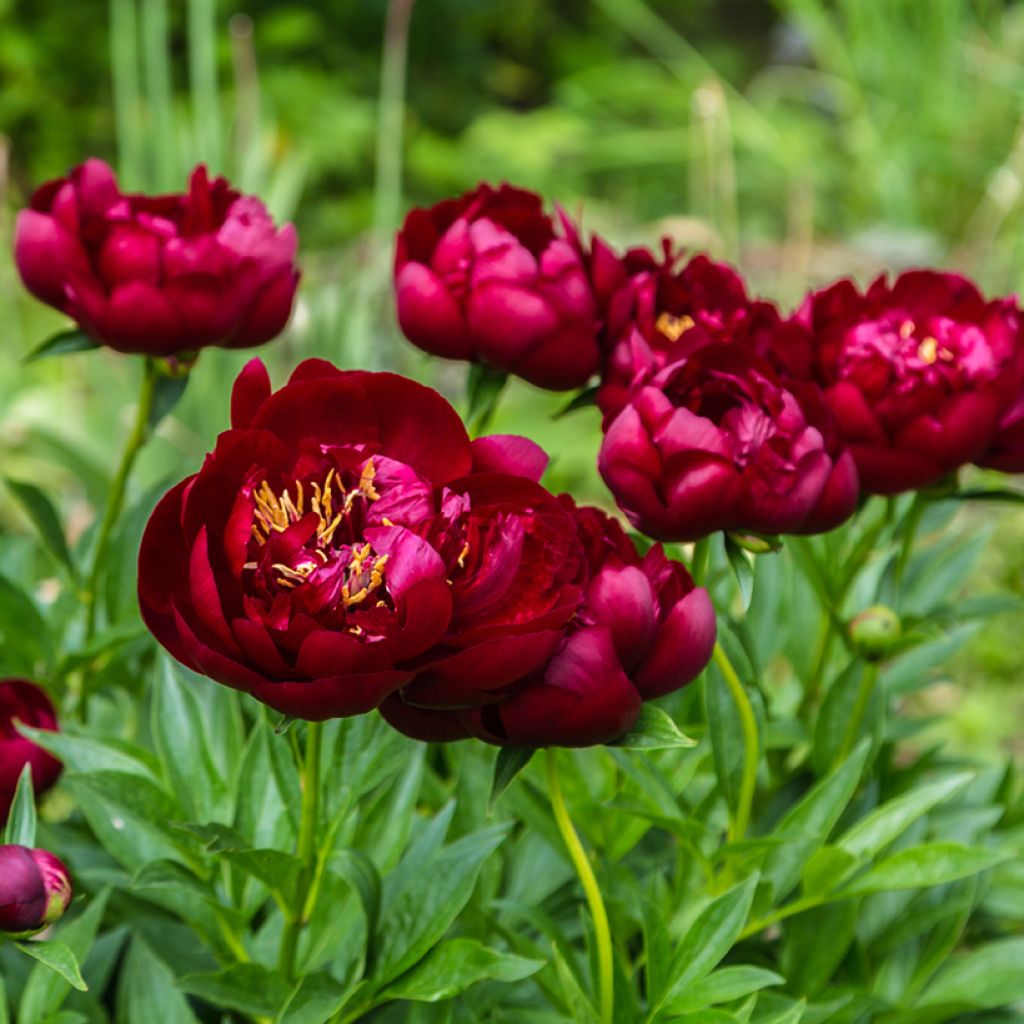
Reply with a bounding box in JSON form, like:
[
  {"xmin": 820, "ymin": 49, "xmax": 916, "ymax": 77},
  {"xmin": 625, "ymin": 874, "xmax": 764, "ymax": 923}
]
[
  {"xmin": 918, "ymin": 337, "xmax": 939, "ymax": 364},
  {"xmin": 457, "ymin": 542, "xmax": 470, "ymax": 568},
  {"xmin": 655, "ymin": 312, "xmax": 696, "ymax": 342},
  {"xmin": 900, "ymin": 319, "xmax": 916, "ymax": 339},
  {"xmin": 360, "ymin": 460, "xmax": 381, "ymax": 501}
]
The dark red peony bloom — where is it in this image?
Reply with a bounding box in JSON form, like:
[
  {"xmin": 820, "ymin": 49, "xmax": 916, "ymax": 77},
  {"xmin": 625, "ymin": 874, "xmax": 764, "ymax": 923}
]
[
  {"xmin": 597, "ymin": 245, "xmax": 784, "ymax": 421},
  {"xmin": 0, "ymin": 680, "xmax": 62, "ymax": 825},
  {"xmin": 381, "ymin": 500, "xmax": 716, "ymax": 748},
  {"xmin": 15, "ymin": 159, "xmax": 299, "ymax": 356},
  {"xmin": 599, "ymin": 344, "xmax": 859, "ymax": 542},
  {"xmin": 0, "ymin": 845, "xmax": 72, "ymax": 935},
  {"xmin": 779, "ymin": 271, "xmax": 1019, "ymax": 494},
  {"xmin": 138, "ymin": 358, "xmax": 578, "ymax": 721},
  {"xmin": 394, "ymin": 183, "xmax": 600, "ymax": 390}
]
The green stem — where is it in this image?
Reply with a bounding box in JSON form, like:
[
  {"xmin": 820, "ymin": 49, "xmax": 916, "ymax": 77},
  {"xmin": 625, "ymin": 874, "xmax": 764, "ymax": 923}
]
[
  {"xmin": 187, "ymin": 0, "xmax": 222, "ymax": 169},
  {"xmin": 894, "ymin": 493, "xmax": 928, "ymax": 603},
  {"xmin": 279, "ymin": 720, "xmax": 323, "ymax": 981},
  {"xmin": 800, "ymin": 611, "xmax": 833, "ymax": 714},
  {"xmin": 713, "ymin": 642, "xmax": 759, "ymax": 842},
  {"xmin": 544, "ymin": 749, "xmax": 614, "ymax": 1024},
  {"xmin": 141, "ymin": 0, "xmax": 176, "ymax": 188},
  {"xmin": 690, "ymin": 536, "xmax": 711, "ymax": 587},
  {"xmin": 835, "ymin": 661, "xmax": 879, "ymax": 767},
  {"xmin": 84, "ymin": 358, "xmax": 159, "ymax": 641}
]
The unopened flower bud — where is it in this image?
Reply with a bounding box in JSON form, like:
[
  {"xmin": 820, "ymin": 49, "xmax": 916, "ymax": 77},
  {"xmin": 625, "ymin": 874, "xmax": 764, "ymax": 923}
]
[
  {"xmin": 0, "ymin": 845, "xmax": 72, "ymax": 936},
  {"xmin": 850, "ymin": 605, "xmax": 902, "ymax": 659}
]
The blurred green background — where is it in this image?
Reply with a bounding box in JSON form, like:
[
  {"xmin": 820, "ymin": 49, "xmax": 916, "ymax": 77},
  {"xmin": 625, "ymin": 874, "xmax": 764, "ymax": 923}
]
[{"xmin": 1, "ymin": 0, "xmax": 1022, "ymax": 754}]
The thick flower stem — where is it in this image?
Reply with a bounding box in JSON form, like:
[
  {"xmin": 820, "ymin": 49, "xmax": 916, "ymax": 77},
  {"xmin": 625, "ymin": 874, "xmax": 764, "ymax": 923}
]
[
  {"xmin": 544, "ymin": 749, "xmax": 614, "ymax": 1024},
  {"xmin": 894, "ymin": 492, "xmax": 928, "ymax": 602},
  {"xmin": 713, "ymin": 642, "xmax": 759, "ymax": 843},
  {"xmin": 279, "ymin": 719, "xmax": 323, "ymax": 982},
  {"xmin": 84, "ymin": 358, "xmax": 159, "ymax": 642},
  {"xmin": 690, "ymin": 536, "xmax": 711, "ymax": 586}
]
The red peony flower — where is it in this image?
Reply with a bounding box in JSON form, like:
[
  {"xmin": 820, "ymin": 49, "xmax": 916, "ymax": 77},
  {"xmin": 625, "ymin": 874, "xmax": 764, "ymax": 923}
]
[
  {"xmin": 381, "ymin": 500, "xmax": 716, "ymax": 748},
  {"xmin": 15, "ymin": 159, "xmax": 299, "ymax": 356},
  {"xmin": 0, "ymin": 680, "xmax": 62, "ymax": 825},
  {"xmin": 781, "ymin": 271, "xmax": 1019, "ymax": 494},
  {"xmin": 138, "ymin": 359, "xmax": 580, "ymax": 721},
  {"xmin": 597, "ymin": 245, "xmax": 784, "ymax": 421},
  {"xmin": 598, "ymin": 344, "xmax": 859, "ymax": 541},
  {"xmin": 394, "ymin": 183, "xmax": 600, "ymax": 390},
  {"xmin": 0, "ymin": 845, "xmax": 72, "ymax": 936}
]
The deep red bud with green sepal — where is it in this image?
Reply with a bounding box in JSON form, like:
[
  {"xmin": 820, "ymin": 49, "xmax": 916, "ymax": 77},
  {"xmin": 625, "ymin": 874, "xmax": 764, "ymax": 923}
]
[{"xmin": 0, "ymin": 845, "xmax": 72, "ymax": 936}]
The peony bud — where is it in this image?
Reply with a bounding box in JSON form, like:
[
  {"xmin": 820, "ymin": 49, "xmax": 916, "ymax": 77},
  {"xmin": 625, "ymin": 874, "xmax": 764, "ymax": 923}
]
[
  {"xmin": 0, "ymin": 845, "xmax": 72, "ymax": 936},
  {"xmin": 849, "ymin": 605, "xmax": 902, "ymax": 659}
]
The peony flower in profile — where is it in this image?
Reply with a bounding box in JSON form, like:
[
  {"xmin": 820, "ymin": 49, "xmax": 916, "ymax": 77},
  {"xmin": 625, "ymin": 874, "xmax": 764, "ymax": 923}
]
[
  {"xmin": 15, "ymin": 159, "xmax": 299, "ymax": 357},
  {"xmin": 598, "ymin": 344, "xmax": 859, "ymax": 542},
  {"xmin": 0, "ymin": 679, "xmax": 62, "ymax": 825},
  {"xmin": 777, "ymin": 271, "xmax": 1019, "ymax": 494},
  {"xmin": 394, "ymin": 183, "xmax": 601, "ymax": 390}
]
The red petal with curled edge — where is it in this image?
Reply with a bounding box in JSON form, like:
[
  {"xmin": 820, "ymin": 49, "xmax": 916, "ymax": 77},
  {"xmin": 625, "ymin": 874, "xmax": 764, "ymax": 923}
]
[
  {"xmin": 632, "ymin": 587, "xmax": 717, "ymax": 699},
  {"xmin": 470, "ymin": 435, "xmax": 549, "ymax": 482},
  {"xmin": 230, "ymin": 359, "xmax": 272, "ymax": 429},
  {"xmin": 474, "ymin": 627, "xmax": 643, "ymax": 748}
]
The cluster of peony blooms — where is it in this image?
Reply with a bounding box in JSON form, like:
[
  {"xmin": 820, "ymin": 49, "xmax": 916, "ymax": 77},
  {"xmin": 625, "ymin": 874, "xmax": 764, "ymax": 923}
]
[
  {"xmin": 395, "ymin": 183, "xmax": 1024, "ymax": 545},
  {"xmin": 135, "ymin": 359, "xmax": 716, "ymax": 746}
]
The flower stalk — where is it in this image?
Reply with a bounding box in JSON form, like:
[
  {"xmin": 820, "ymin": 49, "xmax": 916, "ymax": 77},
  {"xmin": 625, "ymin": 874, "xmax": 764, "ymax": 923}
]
[
  {"xmin": 545, "ymin": 748, "xmax": 614, "ymax": 1024},
  {"xmin": 713, "ymin": 642, "xmax": 759, "ymax": 842}
]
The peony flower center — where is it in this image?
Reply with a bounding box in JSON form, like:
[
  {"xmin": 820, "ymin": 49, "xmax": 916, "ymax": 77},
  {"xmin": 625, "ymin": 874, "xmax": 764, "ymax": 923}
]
[
  {"xmin": 655, "ymin": 311, "xmax": 695, "ymax": 342},
  {"xmin": 838, "ymin": 315, "xmax": 996, "ymax": 396},
  {"xmin": 244, "ymin": 460, "xmax": 392, "ymax": 617}
]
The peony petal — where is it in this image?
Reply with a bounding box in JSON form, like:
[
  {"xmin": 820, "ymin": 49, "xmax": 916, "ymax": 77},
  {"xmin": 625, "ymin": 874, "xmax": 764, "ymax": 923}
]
[
  {"xmin": 470, "ymin": 434, "xmax": 549, "ymax": 482},
  {"xmin": 632, "ymin": 588, "xmax": 717, "ymax": 699},
  {"xmin": 231, "ymin": 359, "xmax": 272, "ymax": 429}
]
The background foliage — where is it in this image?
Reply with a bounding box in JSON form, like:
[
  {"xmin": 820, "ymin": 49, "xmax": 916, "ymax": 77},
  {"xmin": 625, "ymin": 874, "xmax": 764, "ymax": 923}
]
[{"xmin": 1, "ymin": 1, "xmax": 1023, "ymax": 1021}]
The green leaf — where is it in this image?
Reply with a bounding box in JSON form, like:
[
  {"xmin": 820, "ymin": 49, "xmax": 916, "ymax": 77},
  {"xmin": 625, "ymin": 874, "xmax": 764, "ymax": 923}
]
[
  {"xmin": 178, "ymin": 964, "xmax": 291, "ymax": 1017},
  {"xmin": 117, "ymin": 938, "xmax": 200, "ymax": 1024},
  {"xmin": 723, "ymin": 534, "xmax": 755, "ymax": 609},
  {"xmin": 466, "ymin": 364, "xmax": 509, "ymax": 433},
  {"xmin": 918, "ymin": 937, "xmax": 1024, "ymax": 1011},
  {"xmin": 375, "ymin": 824, "xmax": 509, "ymax": 984},
  {"xmin": 153, "ymin": 659, "xmax": 232, "ymax": 822},
  {"xmin": 761, "ymin": 742, "xmax": 870, "ymax": 903},
  {"xmin": 4, "ymin": 478, "xmax": 75, "ymax": 577},
  {"xmin": 220, "ymin": 848, "xmax": 303, "ymax": 908},
  {"xmin": 18, "ymin": 889, "xmax": 109, "ymax": 1024},
  {"xmin": 23, "ymin": 328, "xmax": 100, "ymax": 363},
  {"xmin": 800, "ymin": 845, "xmax": 857, "ymax": 897},
  {"xmin": 14, "ymin": 942, "xmax": 87, "ymax": 992},
  {"xmin": 277, "ymin": 971, "xmax": 351, "ymax": 1024},
  {"xmin": 812, "ymin": 660, "xmax": 883, "ymax": 775},
  {"xmin": 551, "ymin": 942, "xmax": 601, "ymax": 1024},
  {"xmin": 841, "ymin": 843, "xmax": 1012, "ymax": 895},
  {"xmin": 382, "ymin": 938, "xmax": 543, "ymax": 1003},
  {"xmin": 954, "ymin": 486, "xmax": 1024, "ymax": 504},
  {"xmin": 490, "ymin": 747, "xmax": 535, "ymax": 812},
  {"xmin": 704, "ymin": 665, "xmax": 745, "ymax": 815},
  {"xmin": 663, "ymin": 966, "xmax": 783, "ymax": 1014},
  {"xmin": 554, "ymin": 385, "xmax": 600, "ymax": 418},
  {"xmin": 780, "ymin": 901, "xmax": 857, "ymax": 998},
  {"xmin": 330, "ymin": 848, "xmax": 382, "ymax": 951},
  {"xmin": 4, "ymin": 764, "xmax": 37, "ymax": 846},
  {"xmin": 149, "ymin": 373, "xmax": 189, "ymax": 431},
  {"xmin": 0, "ymin": 573, "xmax": 53, "ymax": 676},
  {"xmin": 611, "ymin": 705, "xmax": 698, "ymax": 750},
  {"xmin": 659, "ymin": 875, "xmax": 759, "ymax": 1014},
  {"xmin": 837, "ymin": 772, "xmax": 974, "ymax": 861}
]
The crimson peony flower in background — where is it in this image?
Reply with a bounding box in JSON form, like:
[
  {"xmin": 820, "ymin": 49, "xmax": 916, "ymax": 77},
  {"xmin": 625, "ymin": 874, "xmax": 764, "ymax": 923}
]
[
  {"xmin": 14, "ymin": 159, "xmax": 299, "ymax": 356},
  {"xmin": 382, "ymin": 500, "xmax": 716, "ymax": 748},
  {"xmin": 0, "ymin": 680, "xmax": 62, "ymax": 824},
  {"xmin": 778, "ymin": 271, "xmax": 1020, "ymax": 494},
  {"xmin": 599, "ymin": 344, "xmax": 859, "ymax": 542},
  {"xmin": 597, "ymin": 244, "xmax": 784, "ymax": 421},
  {"xmin": 394, "ymin": 183, "xmax": 601, "ymax": 390},
  {"xmin": 0, "ymin": 845, "xmax": 72, "ymax": 936}
]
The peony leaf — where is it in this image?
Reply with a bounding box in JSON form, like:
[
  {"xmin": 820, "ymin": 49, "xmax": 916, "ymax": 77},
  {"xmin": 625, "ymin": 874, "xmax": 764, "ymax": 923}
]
[
  {"xmin": 14, "ymin": 941, "xmax": 87, "ymax": 993},
  {"xmin": 489, "ymin": 747, "xmax": 535, "ymax": 811},
  {"xmin": 22, "ymin": 328, "xmax": 99, "ymax": 364},
  {"xmin": 611, "ymin": 705, "xmax": 698, "ymax": 750},
  {"xmin": 466, "ymin": 364, "xmax": 508, "ymax": 434},
  {"xmin": 3, "ymin": 764, "xmax": 37, "ymax": 847},
  {"xmin": 3, "ymin": 477, "xmax": 76, "ymax": 579}
]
